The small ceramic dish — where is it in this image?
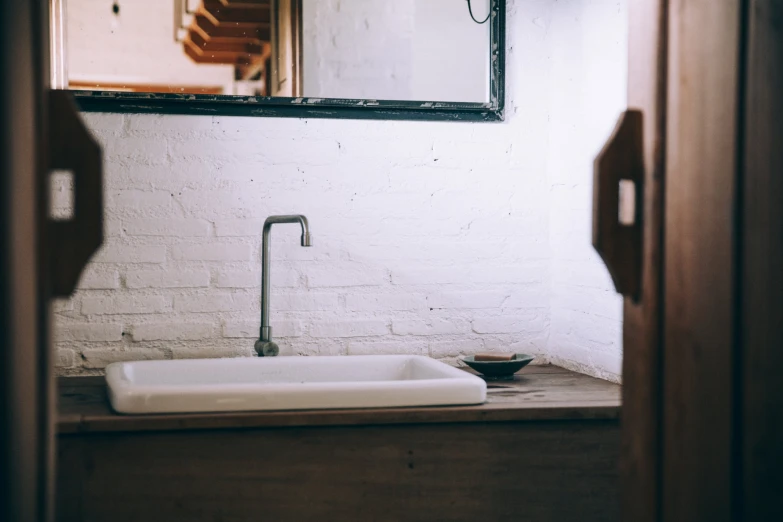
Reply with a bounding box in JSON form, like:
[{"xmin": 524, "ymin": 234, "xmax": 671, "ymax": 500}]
[{"xmin": 460, "ymin": 354, "xmax": 535, "ymax": 380}]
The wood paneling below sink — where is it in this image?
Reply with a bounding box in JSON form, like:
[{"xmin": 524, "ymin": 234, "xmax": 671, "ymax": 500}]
[{"xmin": 58, "ymin": 420, "xmax": 619, "ymax": 522}]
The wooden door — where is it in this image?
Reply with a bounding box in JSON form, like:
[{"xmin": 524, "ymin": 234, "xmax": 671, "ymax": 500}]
[
  {"xmin": 1, "ymin": 1, "xmax": 104, "ymax": 520},
  {"xmin": 663, "ymin": 1, "xmax": 742, "ymax": 520},
  {"xmin": 1, "ymin": 0, "xmax": 52, "ymax": 520},
  {"xmin": 600, "ymin": 1, "xmax": 783, "ymax": 521},
  {"xmin": 598, "ymin": 0, "xmax": 783, "ymax": 519}
]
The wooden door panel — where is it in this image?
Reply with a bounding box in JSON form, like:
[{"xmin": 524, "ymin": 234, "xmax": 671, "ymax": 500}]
[
  {"xmin": 0, "ymin": 0, "xmax": 51, "ymax": 521},
  {"xmin": 663, "ymin": 1, "xmax": 742, "ymax": 520}
]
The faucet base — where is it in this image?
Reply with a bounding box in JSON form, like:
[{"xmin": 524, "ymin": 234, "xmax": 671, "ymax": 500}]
[{"xmin": 254, "ymin": 339, "xmax": 279, "ymax": 357}]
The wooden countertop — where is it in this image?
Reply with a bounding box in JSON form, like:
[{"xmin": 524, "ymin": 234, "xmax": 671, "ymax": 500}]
[{"xmin": 57, "ymin": 365, "xmax": 621, "ymax": 434}]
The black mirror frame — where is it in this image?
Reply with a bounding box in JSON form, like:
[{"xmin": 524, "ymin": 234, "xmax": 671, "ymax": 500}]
[{"xmin": 71, "ymin": 0, "xmax": 505, "ymax": 122}]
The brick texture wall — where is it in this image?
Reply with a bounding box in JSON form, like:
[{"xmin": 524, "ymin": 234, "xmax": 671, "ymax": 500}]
[
  {"xmin": 53, "ymin": 0, "xmax": 626, "ymax": 382},
  {"xmin": 545, "ymin": 0, "xmax": 627, "ymax": 381}
]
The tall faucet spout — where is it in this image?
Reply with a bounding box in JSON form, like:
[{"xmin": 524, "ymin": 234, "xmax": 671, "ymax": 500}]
[{"xmin": 256, "ymin": 215, "xmax": 312, "ymax": 357}]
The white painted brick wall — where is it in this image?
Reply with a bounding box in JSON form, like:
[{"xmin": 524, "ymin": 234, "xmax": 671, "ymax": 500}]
[
  {"xmin": 174, "ymin": 293, "xmax": 257, "ymax": 314},
  {"xmin": 215, "ymin": 219, "xmax": 264, "ymax": 237},
  {"xmin": 58, "ymin": 324, "xmax": 124, "ymax": 342},
  {"xmin": 170, "ymin": 243, "xmax": 253, "ymax": 262},
  {"xmin": 77, "ymin": 268, "xmax": 120, "ymax": 290},
  {"xmin": 126, "ymin": 270, "xmax": 211, "ymax": 289},
  {"xmin": 307, "ymin": 266, "xmax": 388, "ymax": 288},
  {"xmin": 81, "ymin": 295, "xmax": 169, "ymax": 315},
  {"xmin": 273, "ymin": 293, "xmax": 339, "ymax": 312},
  {"xmin": 123, "ymin": 219, "xmax": 211, "ymax": 237},
  {"xmin": 544, "ymin": 0, "xmax": 627, "ymax": 382},
  {"xmin": 216, "ymin": 269, "xmax": 262, "ymax": 289},
  {"xmin": 392, "ymin": 318, "xmax": 469, "ymax": 337},
  {"xmin": 53, "ymin": 0, "xmax": 626, "ymax": 383},
  {"xmin": 92, "ymin": 244, "xmax": 166, "ymax": 263},
  {"xmin": 131, "ymin": 323, "xmax": 215, "ymax": 342},
  {"xmin": 310, "ymin": 320, "xmax": 389, "ymax": 339}
]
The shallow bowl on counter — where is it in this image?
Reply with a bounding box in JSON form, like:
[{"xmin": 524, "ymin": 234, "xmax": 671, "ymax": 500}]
[{"xmin": 460, "ymin": 354, "xmax": 535, "ymax": 380}]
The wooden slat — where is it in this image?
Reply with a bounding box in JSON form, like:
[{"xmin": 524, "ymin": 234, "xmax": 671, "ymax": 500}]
[
  {"xmin": 621, "ymin": 0, "xmax": 668, "ymax": 521},
  {"xmin": 68, "ymin": 80, "xmax": 224, "ymax": 95},
  {"xmin": 56, "ymin": 366, "xmax": 621, "ymax": 434},
  {"xmin": 57, "ymin": 420, "xmax": 620, "ymax": 522},
  {"xmin": 663, "ymin": 1, "xmax": 742, "ymax": 520},
  {"xmin": 187, "ymin": 29, "xmax": 263, "ymax": 54},
  {"xmin": 183, "ymin": 38, "xmax": 256, "ymax": 65},
  {"xmin": 741, "ymin": 1, "xmax": 783, "ymax": 520},
  {"xmin": 220, "ymin": 0, "xmax": 270, "ymax": 6},
  {"xmin": 200, "ymin": 0, "xmax": 271, "ymax": 25},
  {"xmin": 191, "ymin": 14, "xmax": 270, "ymax": 43}
]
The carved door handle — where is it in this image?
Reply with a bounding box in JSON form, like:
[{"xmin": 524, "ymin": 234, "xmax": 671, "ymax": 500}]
[
  {"xmin": 48, "ymin": 90, "xmax": 104, "ymax": 297},
  {"xmin": 593, "ymin": 109, "xmax": 644, "ymax": 301}
]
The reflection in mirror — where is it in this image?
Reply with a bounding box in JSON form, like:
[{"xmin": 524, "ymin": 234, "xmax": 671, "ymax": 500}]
[{"xmin": 58, "ymin": 0, "xmax": 492, "ymax": 103}]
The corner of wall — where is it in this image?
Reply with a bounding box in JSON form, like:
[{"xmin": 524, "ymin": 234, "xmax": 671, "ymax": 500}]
[{"xmin": 541, "ymin": 0, "xmax": 628, "ymax": 383}]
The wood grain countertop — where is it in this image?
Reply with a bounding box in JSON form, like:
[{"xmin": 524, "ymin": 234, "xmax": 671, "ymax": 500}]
[{"xmin": 57, "ymin": 364, "xmax": 621, "ymax": 434}]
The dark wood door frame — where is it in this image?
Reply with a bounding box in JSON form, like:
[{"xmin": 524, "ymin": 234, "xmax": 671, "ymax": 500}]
[
  {"xmin": 740, "ymin": 1, "xmax": 783, "ymax": 520},
  {"xmin": 662, "ymin": 0, "xmax": 783, "ymax": 520}
]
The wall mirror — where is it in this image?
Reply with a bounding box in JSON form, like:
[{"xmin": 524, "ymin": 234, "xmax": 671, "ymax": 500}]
[{"xmin": 52, "ymin": 0, "xmax": 505, "ymax": 121}]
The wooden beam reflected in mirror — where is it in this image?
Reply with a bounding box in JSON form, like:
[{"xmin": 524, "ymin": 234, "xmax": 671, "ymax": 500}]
[{"xmin": 182, "ymin": 0, "xmax": 279, "ymax": 93}]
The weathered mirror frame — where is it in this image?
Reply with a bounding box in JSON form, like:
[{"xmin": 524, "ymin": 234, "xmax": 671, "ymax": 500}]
[{"xmin": 67, "ymin": 0, "xmax": 505, "ymax": 122}]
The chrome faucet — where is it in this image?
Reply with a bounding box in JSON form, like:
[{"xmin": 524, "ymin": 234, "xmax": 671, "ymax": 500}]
[{"xmin": 255, "ymin": 215, "xmax": 312, "ymax": 357}]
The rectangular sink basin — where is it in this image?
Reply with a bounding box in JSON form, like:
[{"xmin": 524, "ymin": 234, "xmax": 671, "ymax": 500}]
[{"xmin": 106, "ymin": 355, "xmax": 486, "ymax": 414}]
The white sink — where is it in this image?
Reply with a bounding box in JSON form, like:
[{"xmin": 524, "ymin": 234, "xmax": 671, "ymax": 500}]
[{"xmin": 105, "ymin": 355, "xmax": 487, "ymax": 414}]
